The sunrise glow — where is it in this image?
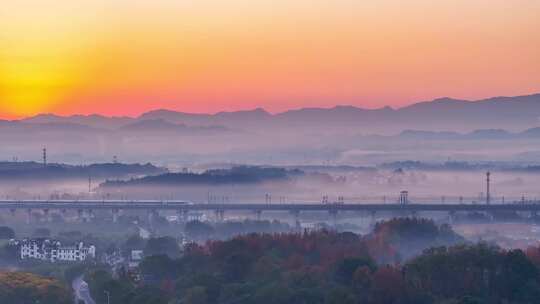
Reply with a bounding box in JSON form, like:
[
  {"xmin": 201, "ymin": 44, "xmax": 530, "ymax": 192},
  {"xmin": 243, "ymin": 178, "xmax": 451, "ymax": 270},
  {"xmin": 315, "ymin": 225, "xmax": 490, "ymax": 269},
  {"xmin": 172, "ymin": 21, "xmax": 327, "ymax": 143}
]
[{"xmin": 1, "ymin": 0, "xmax": 539, "ymax": 119}]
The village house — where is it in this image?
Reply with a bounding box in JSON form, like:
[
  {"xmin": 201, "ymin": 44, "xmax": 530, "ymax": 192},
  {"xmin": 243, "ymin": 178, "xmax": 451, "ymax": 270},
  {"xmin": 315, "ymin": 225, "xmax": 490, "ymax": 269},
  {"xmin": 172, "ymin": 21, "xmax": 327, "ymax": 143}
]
[{"xmin": 10, "ymin": 239, "xmax": 96, "ymax": 262}]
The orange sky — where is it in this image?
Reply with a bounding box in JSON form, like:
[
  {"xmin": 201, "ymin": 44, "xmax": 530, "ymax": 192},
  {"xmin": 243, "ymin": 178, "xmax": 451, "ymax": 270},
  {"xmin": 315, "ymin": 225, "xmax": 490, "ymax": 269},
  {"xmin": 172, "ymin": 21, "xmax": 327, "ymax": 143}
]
[{"xmin": 0, "ymin": 0, "xmax": 539, "ymax": 119}]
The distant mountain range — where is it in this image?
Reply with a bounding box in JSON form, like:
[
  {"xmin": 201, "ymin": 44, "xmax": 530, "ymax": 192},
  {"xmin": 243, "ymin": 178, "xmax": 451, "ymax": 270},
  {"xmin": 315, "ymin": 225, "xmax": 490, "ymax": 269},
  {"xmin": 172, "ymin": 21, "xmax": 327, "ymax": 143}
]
[
  {"xmin": 2, "ymin": 93, "xmax": 540, "ymax": 165},
  {"xmin": 6, "ymin": 93, "xmax": 540, "ymax": 132}
]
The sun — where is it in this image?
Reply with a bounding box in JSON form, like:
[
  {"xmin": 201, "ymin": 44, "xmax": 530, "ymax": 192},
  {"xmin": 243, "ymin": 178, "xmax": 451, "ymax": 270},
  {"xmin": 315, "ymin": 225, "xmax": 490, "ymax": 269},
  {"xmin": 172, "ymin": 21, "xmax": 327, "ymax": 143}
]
[
  {"xmin": 1, "ymin": 97, "xmax": 58, "ymax": 119},
  {"xmin": 0, "ymin": 69, "xmax": 63, "ymax": 118},
  {"xmin": 0, "ymin": 49, "xmax": 84, "ymax": 118},
  {"xmin": 0, "ymin": 19, "xmax": 94, "ymax": 119}
]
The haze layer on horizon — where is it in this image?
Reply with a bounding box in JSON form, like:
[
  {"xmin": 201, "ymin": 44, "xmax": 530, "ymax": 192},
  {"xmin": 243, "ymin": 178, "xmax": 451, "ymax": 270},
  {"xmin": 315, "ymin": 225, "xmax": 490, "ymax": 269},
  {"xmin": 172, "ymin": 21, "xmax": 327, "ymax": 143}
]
[{"xmin": 1, "ymin": 0, "xmax": 539, "ymax": 119}]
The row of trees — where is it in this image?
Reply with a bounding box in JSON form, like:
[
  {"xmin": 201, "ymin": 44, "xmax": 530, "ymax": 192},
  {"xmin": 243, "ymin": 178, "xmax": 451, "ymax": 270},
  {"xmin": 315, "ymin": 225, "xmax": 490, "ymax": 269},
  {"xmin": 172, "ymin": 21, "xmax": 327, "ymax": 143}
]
[
  {"xmin": 184, "ymin": 219, "xmax": 292, "ymax": 241},
  {"xmin": 6, "ymin": 218, "xmax": 540, "ymax": 303},
  {"xmin": 82, "ymin": 218, "xmax": 540, "ymax": 304}
]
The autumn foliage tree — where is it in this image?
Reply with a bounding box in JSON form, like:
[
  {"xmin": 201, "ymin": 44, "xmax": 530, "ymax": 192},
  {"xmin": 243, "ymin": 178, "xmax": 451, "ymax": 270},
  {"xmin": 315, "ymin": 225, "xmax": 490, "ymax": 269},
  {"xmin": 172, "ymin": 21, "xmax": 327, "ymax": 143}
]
[
  {"xmin": 83, "ymin": 218, "xmax": 540, "ymax": 304},
  {"xmin": 0, "ymin": 272, "xmax": 72, "ymax": 304}
]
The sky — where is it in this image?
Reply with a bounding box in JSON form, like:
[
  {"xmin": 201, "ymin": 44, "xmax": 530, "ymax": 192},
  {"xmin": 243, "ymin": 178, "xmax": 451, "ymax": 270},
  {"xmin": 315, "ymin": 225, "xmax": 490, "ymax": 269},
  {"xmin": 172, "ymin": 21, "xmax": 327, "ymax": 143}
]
[{"xmin": 0, "ymin": 0, "xmax": 539, "ymax": 119}]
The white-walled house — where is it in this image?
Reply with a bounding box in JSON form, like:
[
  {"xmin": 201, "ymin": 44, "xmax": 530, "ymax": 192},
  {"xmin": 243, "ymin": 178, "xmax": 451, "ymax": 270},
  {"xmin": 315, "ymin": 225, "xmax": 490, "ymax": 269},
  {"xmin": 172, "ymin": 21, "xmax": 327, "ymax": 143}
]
[{"xmin": 11, "ymin": 239, "xmax": 96, "ymax": 262}]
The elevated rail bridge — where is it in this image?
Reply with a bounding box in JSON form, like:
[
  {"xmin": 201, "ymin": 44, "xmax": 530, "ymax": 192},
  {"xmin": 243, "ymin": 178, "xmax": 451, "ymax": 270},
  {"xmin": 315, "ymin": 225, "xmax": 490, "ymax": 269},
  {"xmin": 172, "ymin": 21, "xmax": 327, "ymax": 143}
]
[
  {"xmin": 0, "ymin": 199, "xmax": 539, "ymax": 212},
  {"xmin": 0, "ymin": 199, "xmax": 539, "ymax": 224}
]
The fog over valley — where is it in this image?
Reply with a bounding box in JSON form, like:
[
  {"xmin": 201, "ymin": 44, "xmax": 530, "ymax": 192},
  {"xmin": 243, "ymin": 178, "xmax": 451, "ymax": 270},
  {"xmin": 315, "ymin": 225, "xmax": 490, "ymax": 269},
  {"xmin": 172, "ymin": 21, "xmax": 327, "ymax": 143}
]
[
  {"xmin": 3, "ymin": 94, "xmax": 540, "ymax": 304},
  {"xmin": 2, "ymin": 94, "xmax": 540, "ymax": 166}
]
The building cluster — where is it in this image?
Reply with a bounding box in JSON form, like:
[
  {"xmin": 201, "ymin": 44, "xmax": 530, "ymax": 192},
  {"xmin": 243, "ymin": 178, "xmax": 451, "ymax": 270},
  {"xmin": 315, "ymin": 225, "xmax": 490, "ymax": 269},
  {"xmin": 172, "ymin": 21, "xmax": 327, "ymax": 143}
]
[
  {"xmin": 102, "ymin": 249, "xmax": 144, "ymax": 282},
  {"xmin": 102, "ymin": 249, "xmax": 144, "ymax": 269},
  {"xmin": 9, "ymin": 239, "xmax": 96, "ymax": 262}
]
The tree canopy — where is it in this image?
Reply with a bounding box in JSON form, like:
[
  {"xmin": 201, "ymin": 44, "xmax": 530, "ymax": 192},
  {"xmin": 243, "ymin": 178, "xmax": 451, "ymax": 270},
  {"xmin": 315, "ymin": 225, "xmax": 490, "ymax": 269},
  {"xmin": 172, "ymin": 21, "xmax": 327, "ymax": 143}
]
[
  {"xmin": 0, "ymin": 226, "xmax": 15, "ymax": 239},
  {"xmin": 85, "ymin": 218, "xmax": 531, "ymax": 304},
  {"xmin": 0, "ymin": 272, "xmax": 72, "ymax": 304}
]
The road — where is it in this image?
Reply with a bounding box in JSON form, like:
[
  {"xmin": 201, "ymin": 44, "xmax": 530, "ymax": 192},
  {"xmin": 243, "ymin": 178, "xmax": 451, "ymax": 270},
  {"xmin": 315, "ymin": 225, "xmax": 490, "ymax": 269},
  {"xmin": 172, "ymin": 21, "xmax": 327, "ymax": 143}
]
[{"xmin": 72, "ymin": 275, "xmax": 96, "ymax": 304}]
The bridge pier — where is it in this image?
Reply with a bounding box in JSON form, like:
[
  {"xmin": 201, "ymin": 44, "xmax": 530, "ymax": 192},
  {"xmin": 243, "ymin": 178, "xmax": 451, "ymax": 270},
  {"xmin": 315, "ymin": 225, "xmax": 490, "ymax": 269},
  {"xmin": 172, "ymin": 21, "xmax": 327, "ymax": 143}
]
[
  {"xmin": 147, "ymin": 209, "xmax": 159, "ymax": 227},
  {"xmin": 329, "ymin": 209, "xmax": 338, "ymax": 228},
  {"xmin": 290, "ymin": 210, "xmax": 301, "ymax": 230},
  {"xmin": 177, "ymin": 209, "xmax": 189, "ymax": 224},
  {"xmin": 77, "ymin": 209, "xmax": 84, "ymax": 222},
  {"xmin": 192, "ymin": 212, "xmax": 203, "ymax": 221},
  {"xmin": 86, "ymin": 209, "xmax": 94, "ymax": 222},
  {"xmin": 112, "ymin": 208, "xmax": 120, "ymax": 223},
  {"xmin": 485, "ymin": 211, "xmax": 494, "ymax": 222},
  {"xmin": 43, "ymin": 209, "xmax": 51, "ymax": 223},
  {"xmin": 369, "ymin": 211, "xmax": 377, "ymax": 228},
  {"xmin": 447, "ymin": 211, "xmax": 456, "ymax": 225},
  {"xmin": 9, "ymin": 209, "xmax": 16, "ymax": 218},
  {"xmin": 176, "ymin": 210, "xmax": 182, "ymax": 224},
  {"xmin": 183, "ymin": 210, "xmax": 190, "ymax": 223},
  {"xmin": 26, "ymin": 209, "xmax": 32, "ymax": 224},
  {"xmin": 214, "ymin": 210, "xmax": 225, "ymax": 222},
  {"xmin": 78, "ymin": 209, "xmax": 93, "ymax": 223},
  {"xmin": 254, "ymin": 210, "xmax": 262, "ymax": 221}
]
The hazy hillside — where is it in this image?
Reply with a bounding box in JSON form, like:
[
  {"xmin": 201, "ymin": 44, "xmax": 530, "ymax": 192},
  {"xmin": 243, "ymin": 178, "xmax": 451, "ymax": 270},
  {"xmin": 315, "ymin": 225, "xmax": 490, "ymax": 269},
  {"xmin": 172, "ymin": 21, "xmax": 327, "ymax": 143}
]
[
  {"xmin": 100, "ymin": 166, "xmax": 302, "ymax": 187},
  {"xmin": 0, "ymin": 162, "xmax": 167, "ymax": 180},
  {"xmin": 130, "ymin": 93, "xmax": 540, "ymax": 131},
  {"xmin": 16, "ymin": 93, "xmax": 540, "ymax": 132},
  {"xmin": 22, "ymin": 113, "xmax": 133, "ymax": 129},
  {"xmin": 2, "ymin": 93, "xmax": 540, "ymax": 165},
  {"xmin": 118, "ymin": 119, "xmax": 228, "ymax": 134}
]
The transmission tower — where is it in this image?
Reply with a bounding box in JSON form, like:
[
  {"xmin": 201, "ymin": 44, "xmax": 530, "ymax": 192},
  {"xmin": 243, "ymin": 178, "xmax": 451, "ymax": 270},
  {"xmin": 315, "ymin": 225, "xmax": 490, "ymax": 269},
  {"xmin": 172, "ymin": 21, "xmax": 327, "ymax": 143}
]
[{"xmin": 42, "ymin": 148, "xmax": 47, "ymax": 167}]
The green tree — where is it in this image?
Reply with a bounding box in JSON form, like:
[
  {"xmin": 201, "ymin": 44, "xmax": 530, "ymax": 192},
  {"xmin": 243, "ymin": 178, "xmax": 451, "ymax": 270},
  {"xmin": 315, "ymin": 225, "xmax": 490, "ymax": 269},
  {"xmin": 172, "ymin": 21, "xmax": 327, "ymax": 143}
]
[
  {"xmin": 325, "ymin": 287, "xmax": 356, "ymax": 304},
  {"xmin": 144, "ymin": 236, "xmax": 180, "ymax": 258},
  {"xmin": 334, "ymin": 257, "xmax": 376, "ymax": 285},
  {"xmin": 139, "ymin": 254, "xmax": 178, "ymax": 280},
  {"xmin": 182, "ymin": 286, "xmax": 208, "ymax": 304},
  {"xmin": 124, "ymin": 285, "xmax": 170, "ymax": 304},
  {"xmin": 122, "ymin": 234, "xmax": 146, "ymax": 257},
  {"xmin": 0, "ymin": 226, "xmax": 15, "ymax": 239},
  {"xmin": 32, "ymin": 227, "xmax": 51, "ymax": 238},
  {"xmin": 185, "ymin": 220, "xmax": 215, "ymax": 241},
  {"xmin": 85, "ymin": 269, "xmax": 113, "ymax": 304}
]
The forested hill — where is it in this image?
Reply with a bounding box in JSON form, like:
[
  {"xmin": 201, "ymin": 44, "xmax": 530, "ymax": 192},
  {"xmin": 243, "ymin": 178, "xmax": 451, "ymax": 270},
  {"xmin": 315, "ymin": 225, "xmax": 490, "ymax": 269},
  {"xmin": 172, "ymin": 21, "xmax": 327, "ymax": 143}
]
[
  {"xmin": 100, "ymin": 166, "xmax": 303, "ymax": 187},
  {"xmin": 0, "ymin": 161, "xmax": 167, "ymax": 180}
]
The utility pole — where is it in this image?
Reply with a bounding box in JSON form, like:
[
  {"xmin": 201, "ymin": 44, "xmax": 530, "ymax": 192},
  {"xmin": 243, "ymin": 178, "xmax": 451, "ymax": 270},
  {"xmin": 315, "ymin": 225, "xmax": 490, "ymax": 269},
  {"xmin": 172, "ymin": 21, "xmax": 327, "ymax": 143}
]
[
  {"xmin": 104, "ymin": 290, "xmax": 110, "ymax": 304},
  {"xmin": 486, "ymin": 171, "xmax": 491, "ymax": 205}
]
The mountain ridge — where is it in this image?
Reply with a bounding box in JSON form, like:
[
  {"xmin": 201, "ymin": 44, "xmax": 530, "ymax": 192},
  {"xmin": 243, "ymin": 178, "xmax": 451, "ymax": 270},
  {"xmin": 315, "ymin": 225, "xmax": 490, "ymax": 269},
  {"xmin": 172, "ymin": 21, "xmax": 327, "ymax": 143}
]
[
  {"xmin": 18, "ymin": 93, "xmax": 540, "ymax": 120},
  {"xmin": 11, "ymin": 92, "xmax": 540, "ymax": 132}
]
